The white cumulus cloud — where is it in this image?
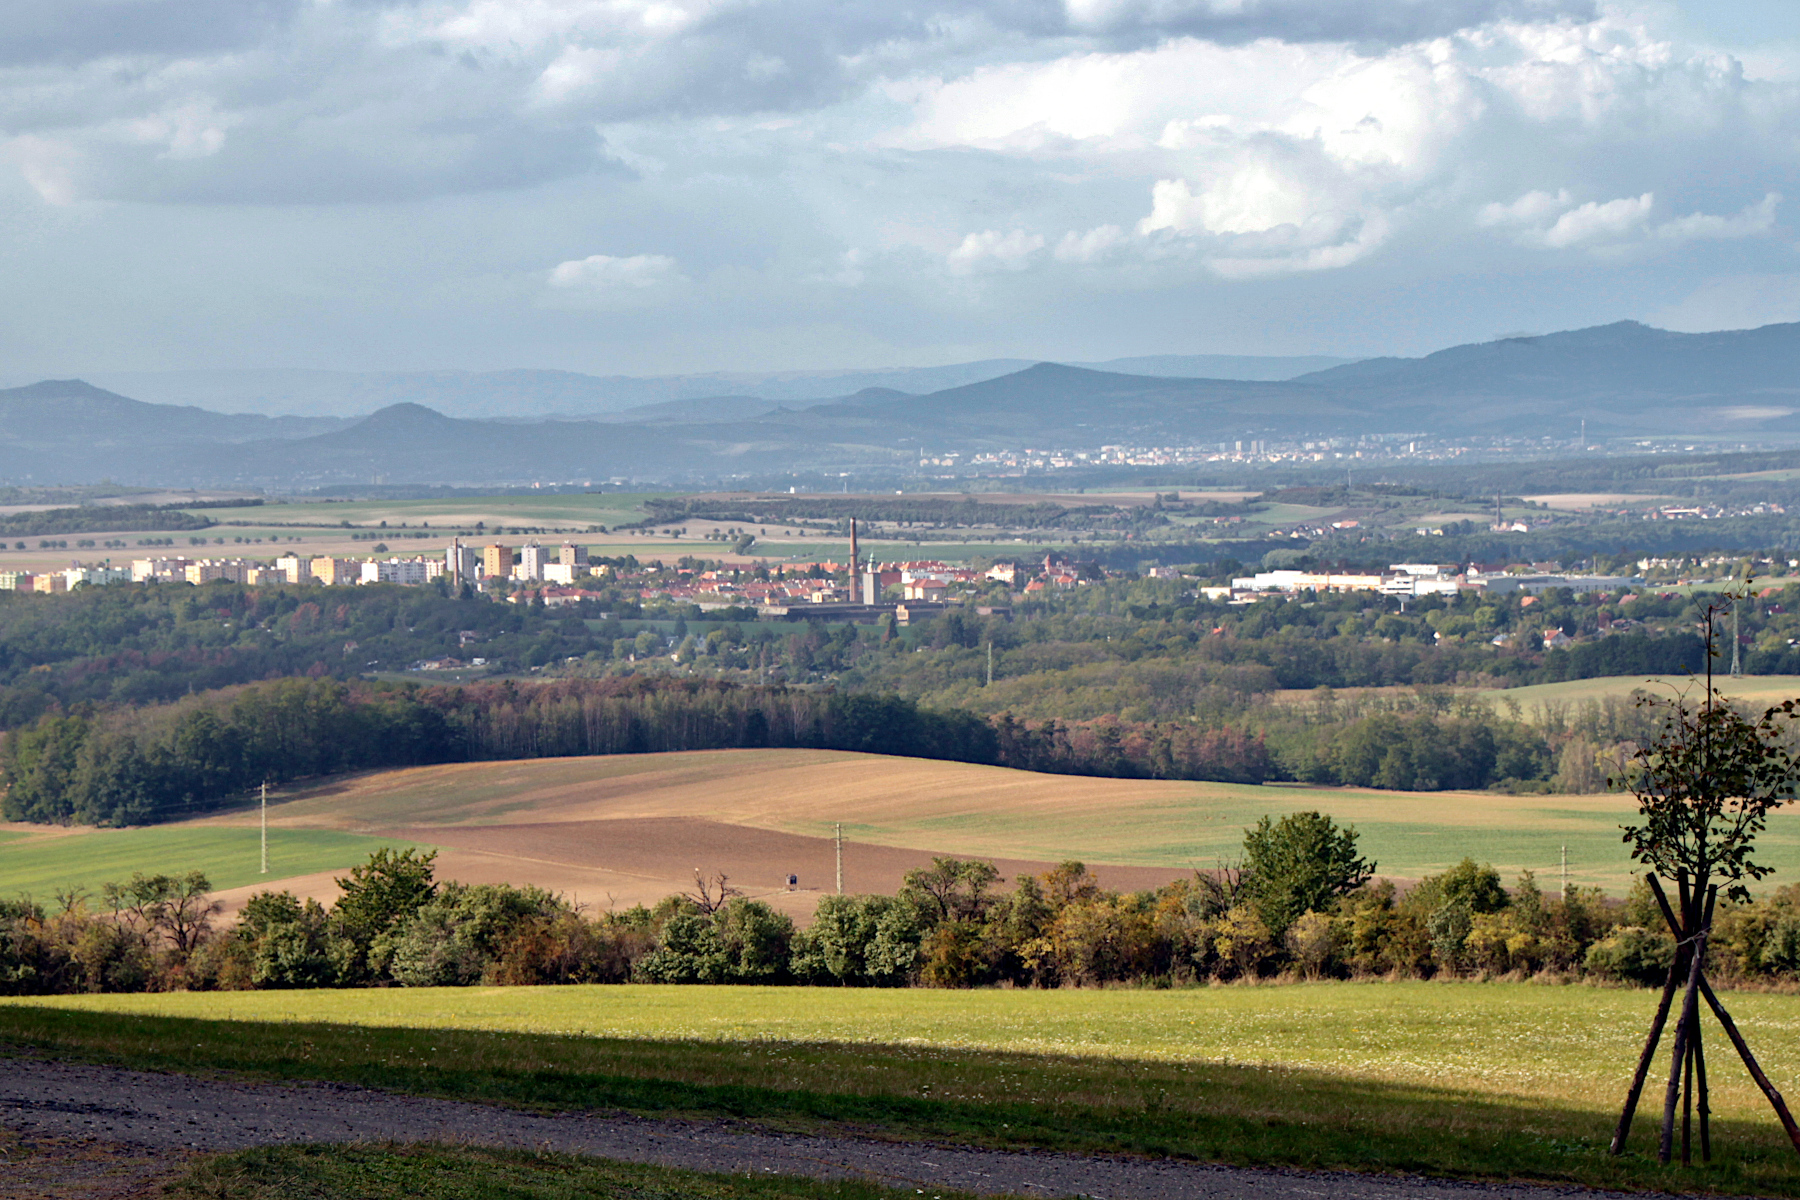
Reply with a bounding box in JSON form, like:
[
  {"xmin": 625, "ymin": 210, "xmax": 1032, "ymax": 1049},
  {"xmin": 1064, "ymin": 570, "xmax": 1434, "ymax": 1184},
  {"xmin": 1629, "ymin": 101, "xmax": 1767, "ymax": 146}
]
[
  {"xmin": 947, "ymin": 229, "xmax": 1047, "ymax": 274},
  {"xmin": 548, "ymin": 253, "xmax": 684, "ymax": 289}
]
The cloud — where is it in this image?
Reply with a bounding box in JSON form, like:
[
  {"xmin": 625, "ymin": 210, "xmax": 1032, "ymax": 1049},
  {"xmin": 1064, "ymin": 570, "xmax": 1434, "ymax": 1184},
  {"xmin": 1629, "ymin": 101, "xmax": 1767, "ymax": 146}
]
[
  {"xmin": 0, "ymin": 0, "xmax": 302, "ymax": 67},
  {"xmin": 1054, "ymin": 225, "xmax": 1126, "ymax": 263},
  {"xmin": 548, "ymin": 253, "xmax": 684, "ymax": 290},
  {"xmin": 0, "ymin": 0, "xmax": 1607, "ymax": 207},
  {"xmin": 1478, "ymin": 189, "xmax": 1781, "ymax": 251},
  {"xmin": 947, "ymin": 229, "xmax": 1047, "ymax": 274},
  {"xmin": 1655, "ymin": 192, "xmax": 1782, "ymax": 242}
]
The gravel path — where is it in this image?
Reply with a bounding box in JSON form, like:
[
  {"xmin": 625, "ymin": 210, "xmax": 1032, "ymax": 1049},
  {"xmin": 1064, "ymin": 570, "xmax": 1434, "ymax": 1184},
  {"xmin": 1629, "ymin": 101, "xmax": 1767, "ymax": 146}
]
[{"xmin": 0, "ymin": 1052, "xmax": 1667, "ymax": 1199}]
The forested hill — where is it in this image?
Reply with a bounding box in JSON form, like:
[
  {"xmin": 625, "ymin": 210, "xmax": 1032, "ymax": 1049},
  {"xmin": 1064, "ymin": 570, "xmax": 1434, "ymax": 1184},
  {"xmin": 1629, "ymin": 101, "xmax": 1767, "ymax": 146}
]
[
  {"xmin": 0, "ymin": 583, "xmax": 604, "ymax": 729},
  {"xmin": 0, "ymin": 575, "xmax": 1780, "ymax": 825}
]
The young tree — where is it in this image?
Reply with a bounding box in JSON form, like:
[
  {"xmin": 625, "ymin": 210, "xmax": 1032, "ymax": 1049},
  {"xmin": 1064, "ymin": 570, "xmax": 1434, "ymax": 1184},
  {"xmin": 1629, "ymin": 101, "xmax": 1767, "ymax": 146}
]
[
  {"xmin": 1240, "ymin": 811, "xmax": 1374, "ymax": 937},
  {"xmin": 1611, "ymin": 587, "xmax": 1800, "ymax": 1164},
  {"xmin": 900, "ymin": 857, "xmax": 1002, "ymax": 926},
  {"xmin": 103, "ymin": 870, "xmax": 220, "ymax": 959}
]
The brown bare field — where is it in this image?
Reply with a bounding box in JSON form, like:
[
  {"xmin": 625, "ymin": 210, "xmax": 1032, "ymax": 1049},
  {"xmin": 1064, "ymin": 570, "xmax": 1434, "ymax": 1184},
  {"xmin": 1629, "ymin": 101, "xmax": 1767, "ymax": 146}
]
[
  {"xmin": 175, "ymin": 746, "xmax": 1800, "ymax": 914},
  {"xmin": 191, "ymin": 751, "xmax": 1205, "ymax": 918}
]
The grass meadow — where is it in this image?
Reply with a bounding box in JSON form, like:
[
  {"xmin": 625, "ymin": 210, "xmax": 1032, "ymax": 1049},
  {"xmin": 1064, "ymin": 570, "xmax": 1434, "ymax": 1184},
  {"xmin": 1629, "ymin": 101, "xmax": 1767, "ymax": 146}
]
[
  {"xmin": 0, "ymin": 826, "xmax": 422, "ymax": 900},
  {"xmin": 7, "ymin": 982, "xmax": 1800, "ymax": 1193}
]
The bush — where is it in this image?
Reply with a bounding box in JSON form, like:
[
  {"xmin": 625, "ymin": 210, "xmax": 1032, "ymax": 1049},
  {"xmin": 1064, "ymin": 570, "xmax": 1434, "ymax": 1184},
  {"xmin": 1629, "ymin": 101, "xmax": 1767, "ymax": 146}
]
[{"xmin": 1584, "ymin": 926, "xmax": 1676, "ymax": 986}]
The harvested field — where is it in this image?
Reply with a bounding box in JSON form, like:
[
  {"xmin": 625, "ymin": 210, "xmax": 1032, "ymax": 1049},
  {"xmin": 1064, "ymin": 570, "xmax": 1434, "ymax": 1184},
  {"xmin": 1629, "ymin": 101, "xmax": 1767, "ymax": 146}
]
[
  {"xmin": 174, "ymin": 748, "xmax": 1800, "ymax": 903},
  {"xmin": 27, "ymin": 743, "xmax": 1800, "ymax": 914}
]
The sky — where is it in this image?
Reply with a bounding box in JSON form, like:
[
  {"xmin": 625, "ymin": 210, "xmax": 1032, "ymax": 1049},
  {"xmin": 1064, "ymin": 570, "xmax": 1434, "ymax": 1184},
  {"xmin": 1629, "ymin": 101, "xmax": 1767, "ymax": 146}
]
[{"xmin": 3, "ymin": 0, "xmax": 1800, "ymax": 379}]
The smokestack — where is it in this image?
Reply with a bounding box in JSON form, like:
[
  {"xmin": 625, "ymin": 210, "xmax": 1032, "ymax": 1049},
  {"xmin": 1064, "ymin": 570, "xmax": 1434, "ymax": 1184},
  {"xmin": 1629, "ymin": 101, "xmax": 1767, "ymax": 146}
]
[{"xmin": 849, "ymin": 518, "xmax": 859, "ymax": 587}]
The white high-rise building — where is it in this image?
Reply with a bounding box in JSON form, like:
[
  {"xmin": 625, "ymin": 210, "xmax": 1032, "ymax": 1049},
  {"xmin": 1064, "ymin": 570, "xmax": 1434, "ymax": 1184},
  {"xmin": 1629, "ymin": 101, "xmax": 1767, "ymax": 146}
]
[
  {"xmin": 446, "ymin": 541, "xmax": 479, "ymax": 586},
  {"xmin": 517, "ymin": 542, "xmax": 550, "ymax": 582}
]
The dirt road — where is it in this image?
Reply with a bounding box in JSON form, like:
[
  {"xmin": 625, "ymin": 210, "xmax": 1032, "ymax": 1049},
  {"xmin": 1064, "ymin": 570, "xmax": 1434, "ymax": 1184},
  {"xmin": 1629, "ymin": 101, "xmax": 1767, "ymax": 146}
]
[{"xmin": 0, "ymin": 1050, "xmax": 1653, "ymax": 1200}]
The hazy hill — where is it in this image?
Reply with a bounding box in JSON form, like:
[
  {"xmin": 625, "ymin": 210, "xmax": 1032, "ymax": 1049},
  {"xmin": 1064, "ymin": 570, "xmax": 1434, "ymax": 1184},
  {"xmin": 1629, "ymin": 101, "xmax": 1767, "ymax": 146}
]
[
  {"xmin": 0, "ymin": 380, "xmax": 348, "ymax": 483},
  {"xmin": 1295, "ymin": 321, "xmax": 1800, "ymax": 435},
  {"xmin": 81, "ymin": 354, "xmax": 1352, "ymax": 419},
  {"xmin": 7, "ymin": 321, "xmax": 1800, "ymax": 487}
]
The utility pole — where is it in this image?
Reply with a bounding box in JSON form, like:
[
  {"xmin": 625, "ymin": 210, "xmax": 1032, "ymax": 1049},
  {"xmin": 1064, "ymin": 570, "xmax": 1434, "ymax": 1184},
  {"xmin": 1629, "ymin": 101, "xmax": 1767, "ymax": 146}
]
[
  {"xmin": 260, "ymin": 780, "xmax": 268, "ymax": 875},
  {"xmin": 835, "ymin": 823, "xmax": 843, "ymax": 894},
  {"xmin": 1732, "ymin": 599, "xmax": 1742, "ymax": 677}
]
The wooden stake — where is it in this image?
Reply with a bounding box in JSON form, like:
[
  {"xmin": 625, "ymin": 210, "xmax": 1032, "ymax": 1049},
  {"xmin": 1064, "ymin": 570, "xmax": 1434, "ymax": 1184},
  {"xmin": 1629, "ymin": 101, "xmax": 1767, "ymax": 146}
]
[
  {"xmin": 1659, "ymin": 907, "xmax": 1708, "ymax": 1164},
  {"xmin": 1683, "ymin": 1032, "xmax": 1694, "ymax": 1166},
  {"xmin": 1610, "ymin": 936, "xmax": 1689, "ymax": 1155},
  {"xmin": 1699, "ymin": 977, "xmax": 1800, "ymax": 1154},
  {"xmin": 1696, "ymin": 1013, "xmax": 1712, "ymax": 1163}
]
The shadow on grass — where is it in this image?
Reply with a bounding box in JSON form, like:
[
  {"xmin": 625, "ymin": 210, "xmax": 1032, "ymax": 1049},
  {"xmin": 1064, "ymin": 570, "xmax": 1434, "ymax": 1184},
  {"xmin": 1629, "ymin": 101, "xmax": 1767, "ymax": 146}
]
[{"xmin": 0, "ymin": 1003, "xmax": 1795, "ymax": 1197}]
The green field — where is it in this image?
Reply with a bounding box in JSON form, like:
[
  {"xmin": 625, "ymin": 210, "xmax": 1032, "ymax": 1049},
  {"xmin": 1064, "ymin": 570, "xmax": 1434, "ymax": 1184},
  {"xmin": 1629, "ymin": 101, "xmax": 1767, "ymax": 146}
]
[
  {"xmin": 185, "ymin": 494, "xmax": 662, "ymax": 529},
  {"xmin": 0, "ymin": 826, "xmax": 424, "ymax": 900},
  {"xmin": 1477, "ymin": 673, "xmax": 1800, "ymax": 712},
  {"xmin": 9, "ymin": 982, "xmax": 1800, "ymax": 1194},
  {"xmin": 149, "ymin": 749, "xmax": 1800, "ymax": 895}
]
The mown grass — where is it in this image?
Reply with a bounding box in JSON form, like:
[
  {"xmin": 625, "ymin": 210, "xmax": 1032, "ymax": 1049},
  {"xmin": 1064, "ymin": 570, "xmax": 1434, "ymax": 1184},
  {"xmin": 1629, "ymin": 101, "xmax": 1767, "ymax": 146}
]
[
  {"xmin": 7, "ymin": 982, "xmax": 1800, "ymax": 1194},
  {"xmin": 0, "ymin": 826, "xmax": 424, "ymax": 900},
  {"xmin": 164, "ymin": 1143, "xmax": 973, "ymax": 1200}
]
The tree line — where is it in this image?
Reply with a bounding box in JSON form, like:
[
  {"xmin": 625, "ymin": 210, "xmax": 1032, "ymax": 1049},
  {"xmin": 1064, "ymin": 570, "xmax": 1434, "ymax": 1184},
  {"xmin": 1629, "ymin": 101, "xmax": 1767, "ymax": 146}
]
[
  {"xmin": 10, "ymin": 816, "xmax": 1800, "ymax": 995},
  {"xmin": 0, "ymin": 676, "xmax": 1276, "ymax": 826}
]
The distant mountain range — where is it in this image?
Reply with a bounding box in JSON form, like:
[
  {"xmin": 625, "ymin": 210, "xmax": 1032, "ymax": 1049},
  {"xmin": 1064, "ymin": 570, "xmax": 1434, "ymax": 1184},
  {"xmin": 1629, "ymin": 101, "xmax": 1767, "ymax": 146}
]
[
  {"xmin": 3, "ymin": 321, "xmax": 1797, "ymax": 488},
  {"xmin": 71, "ymin": 354, "xmax": 1353, "ymax": 420}
]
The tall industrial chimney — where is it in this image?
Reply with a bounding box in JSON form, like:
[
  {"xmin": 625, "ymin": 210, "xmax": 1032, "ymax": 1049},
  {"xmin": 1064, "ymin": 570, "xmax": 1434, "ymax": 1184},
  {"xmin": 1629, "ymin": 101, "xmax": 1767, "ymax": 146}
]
[{"xmin": 849, "ymin": 518, "xmax": 859, "ymax": 590}]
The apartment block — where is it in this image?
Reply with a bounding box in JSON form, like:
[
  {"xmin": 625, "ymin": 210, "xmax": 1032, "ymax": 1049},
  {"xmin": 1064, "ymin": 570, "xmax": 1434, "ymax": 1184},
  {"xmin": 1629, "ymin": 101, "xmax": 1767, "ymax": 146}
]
[
  {"xmin": 445, "ymin": 543, "xmax": 479, "ymax": 584},
  {"xmin": 274, "ymin": 553, "xmax": 312, "ymax": 585},
  {"xmin": 132, "ymin": 557, "xmax": 194, "ymax": 583},
  {"xmin": 309, "ymin": 557, "xmax": 359, "ymax": 586},
  {"xmin": 517, "ymin": 543, "xmax": 549, "ymax": 582},
  {"xmin": 542, "ymin": 562, "xmax": 589, "ymax": 585},
  {"xmin": 0, "ymin": 572, "xmax": 35, "ymax": 591},
  {"xmin": 559, "ymin": 542, "xmax": 589, "ymax": 568},
  {"xmin": 360, "ymin": 558, "xmax": 429, "ymax": 585},
  {"xmin": 482, "ymin": 544, "xmax": 514, "ymax": 580}
]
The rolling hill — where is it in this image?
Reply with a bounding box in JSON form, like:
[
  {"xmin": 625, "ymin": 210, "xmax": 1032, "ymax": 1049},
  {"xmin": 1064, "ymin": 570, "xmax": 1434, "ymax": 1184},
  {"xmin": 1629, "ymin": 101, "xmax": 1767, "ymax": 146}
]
[{"xmin": 19, "ymin": 747, "xmax": 1800, "ymax": 920}]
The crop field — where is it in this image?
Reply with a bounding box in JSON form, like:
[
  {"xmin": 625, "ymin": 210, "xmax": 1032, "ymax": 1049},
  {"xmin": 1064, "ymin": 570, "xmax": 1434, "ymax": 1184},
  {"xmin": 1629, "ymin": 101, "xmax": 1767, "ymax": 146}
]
[
  {"xmin": 23, "ymin": 743, "xmax": 1800, "ymax": 914},
  {"xmin": 181, "ymin": 494, "xmax": 662, "ymax": 530},
  {"xmin": 8, "ymin": 982, "xmax": 1800, "ymax": 1193},
  {"xmin": 1272, "ymin": 674, "xmax": 1800, "ymax": 715},
  {"xmin": 164, "ymin": 748, "xmax": 1800, "ymax": 900},
  {"xmin": 1475, "ymin": 674, "xmax": 1800, "ymax": 712},
  {"xmin": 0, "ymin": 826, "xmax": 422, "ymax": 902}
]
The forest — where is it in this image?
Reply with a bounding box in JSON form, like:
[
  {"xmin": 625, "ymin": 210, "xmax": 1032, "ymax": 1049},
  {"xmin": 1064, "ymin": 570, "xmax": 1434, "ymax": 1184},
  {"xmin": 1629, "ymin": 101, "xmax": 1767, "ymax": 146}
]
[{"xmin": 0, "ymin": 572, "xmax": 1795, "ymax": 825}]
